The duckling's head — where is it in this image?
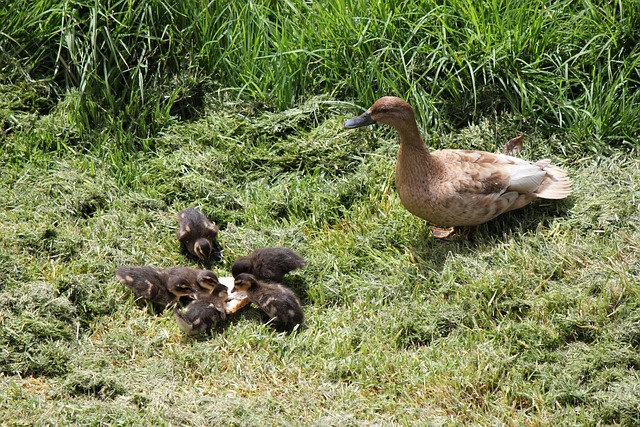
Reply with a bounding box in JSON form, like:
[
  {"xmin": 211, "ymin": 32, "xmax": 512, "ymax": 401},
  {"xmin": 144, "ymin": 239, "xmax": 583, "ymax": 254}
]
[
  {"xmin": 344, "ymin": 96, "xmax": 415, "ymax": 130},
  {"xmin": 197, "ymin": 270, "xmax": 225, "ymax": 292},
  {"xmin": 194, "ymin": 238, "xmax": 213, "ymax": 261},
  {"xmin": 230, "ymin": 257, "xmax": 251, "ymax": 278},
  {"xmin": 195, "ymin": 237, "xmax": 224, "ymax": 263},
  {"xmin": 170, "ymin": 281, "xmax": 194, "ymax": 297},
  {"xmin": 231, "ymin": 273, "xmax": 258, "ymax": 293}
]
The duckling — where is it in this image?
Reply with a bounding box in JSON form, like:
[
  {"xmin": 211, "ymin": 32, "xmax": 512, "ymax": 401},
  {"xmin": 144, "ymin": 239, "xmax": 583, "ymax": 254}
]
[
  {"xmin": 231, "ymin": 247, "xmax": 307, "ymax": 282},
  {"xmin": 174, "ymin": 281, "xmax": 229, "ymax": 335},
  {"xmin": 176, "ymin": 207, "xmax": 223, "ymax": 268},
  {"xmin": 115, "ymin": 266, "xmax": 175, "ymax": 306},
  {"xmin": 232, "ymin": 273, "xmax": 304, "ymax": 329},
  {"xmin": 164, "ymin": 267, "xmax": 221, "ymax": 301},
  {"xmin": 344, "ymin": 97, "xmax": 572, "ymax": 237}
]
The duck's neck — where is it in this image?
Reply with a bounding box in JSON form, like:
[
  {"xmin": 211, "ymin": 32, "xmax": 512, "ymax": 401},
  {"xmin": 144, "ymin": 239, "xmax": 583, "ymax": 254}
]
[
  {"xmin": 395, "ymin": 121, "xmax": 433, "ymax": 166},
  {"xmin": 397, "ymin": 124, "xmax": 428, "ymax": 151},
  {"xmin": 394, "ymin": 121, "xmax": 447, "ymax": 185}
]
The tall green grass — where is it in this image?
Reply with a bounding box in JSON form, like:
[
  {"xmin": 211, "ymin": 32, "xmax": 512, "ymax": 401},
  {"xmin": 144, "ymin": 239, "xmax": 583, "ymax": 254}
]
[{"xmin": 1, "ymin": 0, "xmax": 638, "ymax": 149}]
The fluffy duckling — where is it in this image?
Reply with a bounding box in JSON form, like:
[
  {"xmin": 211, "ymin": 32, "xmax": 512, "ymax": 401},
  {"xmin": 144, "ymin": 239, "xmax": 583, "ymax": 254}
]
[
  {"xmin": 232, "ymin": 273, "xmax": 304, "ymax": 329},
  {"xmin": 176, "ymin": 207, "xmax": 223, "ymax": 267},
  {"xmin": 164, "ymin": 267, "xmax": 222, "ymax": 300},
  {"xmin": 174, "ymin": 281, "xmax": 229, "ymax": 335},
  {"xmin": 115, "ymin": 266, "xmax": 175, "ymax": 306},
  {"xmin": 344, "ymin": 97, "xmax": 572, "ymax": 237},
  {"xmin": 231, "ymin": 247, "xmax": 307, "ymax": 282}
]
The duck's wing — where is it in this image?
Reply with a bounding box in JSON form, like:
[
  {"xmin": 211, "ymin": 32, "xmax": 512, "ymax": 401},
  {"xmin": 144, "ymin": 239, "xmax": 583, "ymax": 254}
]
[
  {"xmin": 176, "ymin": 212, "xmax": 195, "ymax": 240},
  {"xmin": 435, "ymin": 150, "xmax": 552, "ymax": 196},
  {"xmin": 115, "ymin": 266, "xmax": 173, "ymax": 305}
]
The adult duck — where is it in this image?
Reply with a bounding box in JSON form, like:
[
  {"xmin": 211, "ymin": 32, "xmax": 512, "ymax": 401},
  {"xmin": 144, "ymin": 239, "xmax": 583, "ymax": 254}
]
[{"xmin": 344, "ymin": 96, "xmax": 571, "ymax": 237}]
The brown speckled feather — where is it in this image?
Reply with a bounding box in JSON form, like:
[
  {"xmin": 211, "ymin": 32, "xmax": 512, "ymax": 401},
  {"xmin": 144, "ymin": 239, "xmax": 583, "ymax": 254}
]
[
  {"xmin": 115, "ymin": 266, "xmax": 174, "ymax": 306},
  {"xmin": 233, "ymin": 273, "xmax": 304, "ymax": 328}
]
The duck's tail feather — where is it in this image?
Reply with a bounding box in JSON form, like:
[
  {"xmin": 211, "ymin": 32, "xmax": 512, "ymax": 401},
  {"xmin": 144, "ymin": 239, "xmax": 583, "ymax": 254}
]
[{"xmin": 534, "ymin": 160, "xmax": 572, "ymax": 199}]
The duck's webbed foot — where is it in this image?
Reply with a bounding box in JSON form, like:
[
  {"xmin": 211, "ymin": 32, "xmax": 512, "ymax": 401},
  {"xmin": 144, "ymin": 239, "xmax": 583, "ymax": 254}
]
[
  {"xmin": 429, "ymin": 225, "xmax": 477, "ymax": 241},
  {"xmin": 429, "ymin": 226, "xmax": 456, "ymax": 240}
]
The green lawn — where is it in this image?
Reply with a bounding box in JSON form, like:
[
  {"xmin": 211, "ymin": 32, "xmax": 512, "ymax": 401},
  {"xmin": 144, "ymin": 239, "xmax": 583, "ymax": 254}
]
[
  {"xmin": 1, "ymin": 97, "xmax": 639, "ymax": 425},
  {"xmin": 1, "ymin": 0, "xmax": 639, "ymax": 425}
]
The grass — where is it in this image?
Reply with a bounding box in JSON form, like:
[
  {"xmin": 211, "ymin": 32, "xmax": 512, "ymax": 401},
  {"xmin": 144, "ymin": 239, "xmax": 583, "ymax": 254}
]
[
  {"xmin": 1, "ymin": 0, "xmax": 640, "ymax": 425},
  {"xmin": 1, "ymin": 0, "xmax": 639, "ymax": 148},
  {"xmin": 1, "ymin": 95, "xmax": 640, "ymax": 425}
]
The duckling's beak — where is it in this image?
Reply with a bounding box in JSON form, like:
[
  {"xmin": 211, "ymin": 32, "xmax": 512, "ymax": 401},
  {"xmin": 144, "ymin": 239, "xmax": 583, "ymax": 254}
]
[
  {"xmin": 344, "ymin": 110, "xmax": 375, "ymax": 129},
  {"xmin": 211, "ymin": 244, "xmax": 223, "ymax": 262}
]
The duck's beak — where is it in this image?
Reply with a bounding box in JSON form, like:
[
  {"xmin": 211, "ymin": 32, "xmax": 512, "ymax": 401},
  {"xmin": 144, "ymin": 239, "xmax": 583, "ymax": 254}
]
[{"xmin": 344, "ymin": 110, "xmax": 375, "ymax": 129}]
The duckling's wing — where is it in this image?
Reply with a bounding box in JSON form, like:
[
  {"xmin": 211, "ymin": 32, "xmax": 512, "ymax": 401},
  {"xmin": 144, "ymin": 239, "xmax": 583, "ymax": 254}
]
[
  {"xmin": 176, "ymin": 208, "xmax": 200, "ymax": 239},
  {"xmin": 115, "ymin": 266, "xmax": 173, "ymax": 305},
  {"xmin": 198, "ymin": 215, "xmax": 220, "ymax": 238}
]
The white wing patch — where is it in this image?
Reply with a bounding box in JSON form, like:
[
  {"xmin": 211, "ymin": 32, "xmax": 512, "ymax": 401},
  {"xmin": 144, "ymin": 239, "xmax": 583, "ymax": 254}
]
[{"xmin": 506, "ymin": 164, "xmax": 546, "ymax": 193}]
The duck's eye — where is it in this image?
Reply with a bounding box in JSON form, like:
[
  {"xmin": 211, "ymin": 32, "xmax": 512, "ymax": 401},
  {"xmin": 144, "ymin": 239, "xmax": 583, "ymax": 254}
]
[{"xmin": 378, "ymin": 106, "xmax": 390, "ymax": 113}]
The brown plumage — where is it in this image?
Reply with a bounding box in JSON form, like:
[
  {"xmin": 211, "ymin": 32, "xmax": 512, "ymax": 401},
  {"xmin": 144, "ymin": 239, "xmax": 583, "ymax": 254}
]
[
  {"xmin": 344, "ymin": 97, "xmax": 572, "ymax": 229},
  {"xmin": 115, "ymin": 266, "xmax": 175, "ymax": 306},
  {"xmin": 176, "ymin": 207, "xmax": 223, "ymax": 268},
  {"xmin": 231, "ymin": 247, "xmax": 307, "ymax": 282},
  {"xmin": 174, "ymin": 281, "xmax": 228, "ymax": 335},
  {"xmin": 164, "ymin": 267, "xmax": 222, "ymax": 300},
  {"xmin": 116, "ymin": 266, "xmax": 222, "ymax": 307},
  {"xmin": 232, "ymin": 273, "xmax": 304, "ymax": 329}
]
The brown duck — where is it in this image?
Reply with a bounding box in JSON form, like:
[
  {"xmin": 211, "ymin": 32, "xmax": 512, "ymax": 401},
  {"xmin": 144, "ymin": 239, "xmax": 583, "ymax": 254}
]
[
  {"xmin": 176, "ymin": 207, "xmax": 223, "ymax": 267},
  {"xmin": 232, "ymin": 273, "xmax": 304, "ymax": 329},
  {"xmin": 115, "ymin": 266, "xmax": 176, "ymax": 306},
  {"xmin": 164, "ymin": 267, "xmax": 223, "ymax": 300},
  {"xmin": 174, "ymin": 280, "xmax": 229, "ymax": 335},
  {"xmin": 231, "ymin": 247, "xmax": 306, "ymax": 282},
  {"xmin": 344, "ymin": 97, "xmax": 572, "ymax": 236},
  {"xmin": 115, "ymin": 266, "xmax": 222, "ymax": 307}
]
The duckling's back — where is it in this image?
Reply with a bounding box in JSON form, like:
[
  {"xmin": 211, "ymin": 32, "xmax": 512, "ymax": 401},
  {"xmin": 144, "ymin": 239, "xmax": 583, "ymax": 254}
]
[
  {"xmin": 232, "ymin": 247, "xmax": 306, "ymax": 282},
  {"xmin": 115, "ymin": 266, "xmax": 173, "ymax": 306},
  {"xmin": 249, "ymin": 281, "xmax": 304, "ymax": 327}
]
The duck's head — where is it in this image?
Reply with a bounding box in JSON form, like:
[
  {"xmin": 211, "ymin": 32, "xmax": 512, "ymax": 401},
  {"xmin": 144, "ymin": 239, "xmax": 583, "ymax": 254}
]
[
  {"xmin": 344, "ymin": 96, "xmax": 415, "ymax": 129},
  {"xmin": 194, "ymin": 237, "xmax": 223, "ymax": 262},
  {"xmin": 230, "ymin": 257, "xmax": 251, "ymax": 278},
  {"xmin": 169, "ymin": 281, "xmax": 194, "ymax": 297},
  {"xmin": 231, "ymin": 273, "xmax": 258, "ymax": 293},
  {"xmin": 197, "ymin": 270, "xmax": 224, "ymax": 292},
  {"xmin": 194, "ymin": 238, "xmax": 212, "ymax": 260}
]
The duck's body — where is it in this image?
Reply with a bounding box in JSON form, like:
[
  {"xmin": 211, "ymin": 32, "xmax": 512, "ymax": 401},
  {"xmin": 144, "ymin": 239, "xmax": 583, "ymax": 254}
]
[
  {"xmin": 232, "ymin": 273, "xmax": 304, "ymax": 329},
  {"xmin": 175, "ymin": 301, "xmax": 226, "ymax": 335},
  {"xmin": 115, "ymin": 266, "xmax": 175, "ymax": 306},
  {"xmin": 345, "ymin": 97, "xmax": 572, "ymax": 229},
  {"xmin": 164, "ymin": 267, "xmax": 222, "ymax": 300},
  {"xmin": 231, "ymin": 247, "xmax": 307, "ymax": 282},
  {"xmin": 116, "ymin": 265, "xmax": 223, "ymax": 307},
  {"xmin": 174, "ymin": 281, "xmax": 228, "ymax": 335},
  {"xmin": 176, "ymin": 207, "xmax": 223, "ymax": 267}
]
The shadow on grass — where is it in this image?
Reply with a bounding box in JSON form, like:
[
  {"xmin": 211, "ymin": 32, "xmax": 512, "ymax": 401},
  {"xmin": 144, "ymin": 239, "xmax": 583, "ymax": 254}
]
[{"xmin": 409, "ymin": 196, "xmax": 576, "ymax": 273}]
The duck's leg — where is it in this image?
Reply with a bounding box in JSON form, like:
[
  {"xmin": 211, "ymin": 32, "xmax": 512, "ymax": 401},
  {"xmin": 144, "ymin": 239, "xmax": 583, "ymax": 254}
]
[
  {"xmin": 429, "ymin": 226, "xmax": 456, "ymax": 240},
  {"xmin": 429, "ymin": 225, "xmax": 477, "ymax": 241}
]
